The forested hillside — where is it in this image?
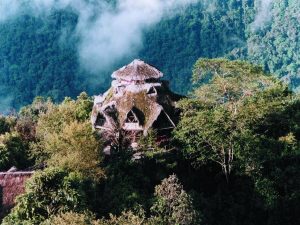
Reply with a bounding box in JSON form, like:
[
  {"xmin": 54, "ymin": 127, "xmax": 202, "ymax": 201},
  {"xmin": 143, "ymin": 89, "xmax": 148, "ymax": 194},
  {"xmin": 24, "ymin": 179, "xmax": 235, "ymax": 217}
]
[
  {"xmin": 0, "ymin": 10, "xmax": 89, "ymax": 110},
  {"xmin": 1, "ymin": 59, "xmax": 299, "ymax": 224},
  {"xmin": 1, "ymin": 0, "xmax": 300, "ymax": 110},
  {"xmin": 1, "ymin": 1, "xmax": 300, "ymax": 223},
  {"xmin": 246, "ymin": 0, "xmax": 300, "ymax": 89}
]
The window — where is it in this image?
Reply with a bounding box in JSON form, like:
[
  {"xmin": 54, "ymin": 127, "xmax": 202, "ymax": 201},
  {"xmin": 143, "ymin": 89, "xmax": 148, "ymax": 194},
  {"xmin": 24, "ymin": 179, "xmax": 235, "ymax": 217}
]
[
  {"xmin": 95, "ymin": 113, "xmax": 106, "ymax": 126},
  {"xmin": 152, "ymin": 110, "xmax": 175, "ymax": 130},
  {"xmin": 125, "ymin": 107, "xmax": 145, "ymax": 125},
  {"xmin": 147, "ymin": 86, "xmax": 157, "ymax": 95}
]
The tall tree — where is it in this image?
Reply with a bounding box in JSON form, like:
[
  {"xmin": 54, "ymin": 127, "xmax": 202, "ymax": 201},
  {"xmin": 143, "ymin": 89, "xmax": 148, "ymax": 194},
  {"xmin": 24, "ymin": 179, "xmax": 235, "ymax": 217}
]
[{"xmin": 175, "ymin": 58, "xmax": 292, "ymax": 181}]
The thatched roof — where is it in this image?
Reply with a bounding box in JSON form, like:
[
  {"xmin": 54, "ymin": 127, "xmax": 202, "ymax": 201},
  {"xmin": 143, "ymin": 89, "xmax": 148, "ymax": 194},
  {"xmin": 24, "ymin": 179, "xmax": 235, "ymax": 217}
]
[
  {"xmin": 111, "ymin": 59, "xmax": 163, "ymax": 81},
  {"xmin": 0, "ymin": 171, "xmax": 33, "ymax": 212}
]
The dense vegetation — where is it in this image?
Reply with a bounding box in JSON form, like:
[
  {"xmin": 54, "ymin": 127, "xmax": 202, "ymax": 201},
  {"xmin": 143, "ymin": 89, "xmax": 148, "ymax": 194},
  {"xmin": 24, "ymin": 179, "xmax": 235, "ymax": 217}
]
[
  {"xmin": 1, "ymin": 0, "xmax": 300, "ymax": 110},
  {"xmin": 0, "ymin": 11, "xmax": 89, "ymax": 110},
  {"xmin": 1, "ymin": 0, "xmax": 300, "ymax": 223},
  {"xmin": 0, "ymin": 59, "xmax": 299, "ymax": 224}
]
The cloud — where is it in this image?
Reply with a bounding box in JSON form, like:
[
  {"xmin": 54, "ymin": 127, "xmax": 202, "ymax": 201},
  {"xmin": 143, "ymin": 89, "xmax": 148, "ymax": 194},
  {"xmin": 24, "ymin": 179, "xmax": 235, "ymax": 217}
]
[
  {"xmin": 0, "ymin": 0, "xmax": 20, "ymax": 22},
  {"xmin": 76, "ymin": 0, "xmax": 197, "ymax": 74},
  {"xmin": 251, "ymin": 0, "xmax": 274, "ymax": 31},
  {"xmin": 0, "ymin": 0, "xmax": 196, "ymax": 74}
]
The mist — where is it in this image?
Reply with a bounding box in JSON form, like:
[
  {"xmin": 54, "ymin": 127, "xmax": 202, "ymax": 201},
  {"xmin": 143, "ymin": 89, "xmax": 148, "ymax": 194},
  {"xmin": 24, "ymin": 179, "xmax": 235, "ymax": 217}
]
[
  {"xmin": 0, "ymin": 0, "xmax": 196, "ymax": 74},
  {"xmin": 0, "ymin": 97, "xmax": 13, "ymax": 115},
  {"xmin": 251, "ymin": 0, "xmax": 274, "ymax": 31},
  {"xmin": 0, "ymin": 85, "xmax": 13, "ymax": 114}
]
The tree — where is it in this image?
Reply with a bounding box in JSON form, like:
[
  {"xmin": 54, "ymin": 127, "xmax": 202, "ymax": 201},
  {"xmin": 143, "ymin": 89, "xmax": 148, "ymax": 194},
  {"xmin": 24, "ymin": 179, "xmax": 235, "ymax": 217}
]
[
  {"xmin": 14, "ymin": 117, "xmax": 37, "ymax": 142},
  {"xmin": 34, "ymin": 92, "xmax": 92, "ymax": 136},
  {"xmin": 191, "ymin": 58, "xmax": 278, "ymax": 109},
  {"xmin": 0, "ymin": 132, "xmax": 32, "ymax": 170},
  {"xmin": 175, "ymin": 58, "xmax": 291, "ymax": 181},
  {"xmin": 2, "ymin": 168, "xmax": 94, "ymax": 225},
  {"xmin": 96, "ymin": 208, "xmax": 147, "ymax": 225},
  {"xmin": 19, "ymin": 97, "xmax": 53, "ymax": 123},
  {"xmin": 0, "ymin": 116, "xmax": 12, "ymax": 135},
  {"xmin": 42, "ymin": 211, "xmax": 96, "ymax": 225},
  {"xmin": 43, "ymin": 210, "xmax": 147, "ymax": 225},
  {"xmin": 28, "ymin": 93, "xmax": 104, "ymax": 180},
  {"xmin": 246, "ymin": 0, "xmax": 300, "ymax": 89},
  {"xmin": 38, "ymin": 121, "xmax": 104, "ymax": 180},
  {"xmin": 150, "ymin": 174, "xmax": 200, "ymax": 225}
]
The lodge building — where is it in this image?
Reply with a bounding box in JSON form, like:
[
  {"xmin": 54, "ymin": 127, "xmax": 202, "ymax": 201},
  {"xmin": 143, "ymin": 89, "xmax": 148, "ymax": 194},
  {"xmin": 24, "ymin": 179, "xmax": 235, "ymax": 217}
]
[{"xmin": 91, "ymin": 59, "xmax": 182, "ymax": 153}]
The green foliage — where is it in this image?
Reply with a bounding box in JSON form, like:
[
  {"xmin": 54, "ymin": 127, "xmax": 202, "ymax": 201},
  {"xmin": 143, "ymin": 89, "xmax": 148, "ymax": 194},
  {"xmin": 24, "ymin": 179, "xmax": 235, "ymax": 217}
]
[
  {"xmin": 173, "ymin": 58, "xmax": 300, "ymax": 224},
  {"xmin": 1, "ymin": 55, "xmax": 300, "ymax": 225},
  {"xmin": 0, "ymin": 132, "xmax": 32, "ymax": 170},
  {"xmin": 0, "ymin": 11, "xmax": 90, "ymax": 110},
  {"xmin": 35, "ymin": 92, "xmax": 92, "ymax": 134},
  {"xmin": 191, "ymin": 58, "xmax": 278, "ymax": 106},
  {"xmin": 19, "ymin": 97, "xmax": 53, "ymax": 123},
  {"xmin": 175, "ymin": 59, "xmax": 295, "ymax": 181},
  {"xmin": 0, "ymin": 116, "xmax": 11, "ymax": 135},
  {"xmin": 254, "ymin": 157, "xmax": 300, "ymax": 225},
  {"xmin": 38, "ymin": 121, "xmax": 104, "ymax": 180},
  {"xmin": 246, "ymin": 0, "xmax": 300, "ymax": 89},
  {"xmin": 97, "ymin": 175, "xmax": 200, "ymax": 225},
  {"xmin": 99, "ymin": 151, "xmax": 151, "ymax": 216},
  {"xmin": 97, "ymin": 208, "xmax": 147, "ymax": 225},
  {"xmin": 140, "ymin": 0, "xmax": 252, "ymax": 93},
  {"xmin": 14, "ymin": 117, "xmax": 37, "ymax": 142},
  {"xmin": 150, "ymin": 174, "xmax": 200, "ymax": 225},
  {"xmin": 42, "ymin": 211, "xmax": 97, "ymax": 225},
  {"xmin": 1, "ymin": 93, "xmax": 104, "ymax": 223},
  {"xmin": 75, "ymin": 92, "xmax": 94, "ymax": 121},
  {"xmin": 29, "ymin": 93, "xmax": 103, "ymax": 180},
  {"xmin": 138, "ymin": 129, "xmax": 165, "ymax": 157},
  {"xmin": 2, "ymin": 168, "xmax": 93, "ymax": 225}
]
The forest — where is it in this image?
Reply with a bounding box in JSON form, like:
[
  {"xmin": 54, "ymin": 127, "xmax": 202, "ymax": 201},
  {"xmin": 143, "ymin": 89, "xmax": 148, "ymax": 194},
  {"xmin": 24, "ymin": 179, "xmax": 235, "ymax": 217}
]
[
  {"xmin": 0, "ymin": 0, "xmax": 300, "ymax": 224},
  {"xmin": 1, "ymin": 0, "xmax": 300, "ymax": 111},
  {"xmin": 0, "ymin": 58, "xmax": 299, "ymax": 224}
]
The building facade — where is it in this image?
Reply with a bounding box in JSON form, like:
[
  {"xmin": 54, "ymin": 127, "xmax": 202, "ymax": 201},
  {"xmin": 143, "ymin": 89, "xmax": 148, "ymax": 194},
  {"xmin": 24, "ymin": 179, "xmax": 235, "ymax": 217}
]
[{"xmin": 91, "ymin": 59, "xmax": 182, "ymax": 153}]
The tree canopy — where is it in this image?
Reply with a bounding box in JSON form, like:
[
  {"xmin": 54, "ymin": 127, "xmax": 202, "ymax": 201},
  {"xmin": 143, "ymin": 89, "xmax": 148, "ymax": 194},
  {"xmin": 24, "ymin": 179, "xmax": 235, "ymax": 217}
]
[
  {"xmin": 1, "ymin": 58, "xmax": 300, "ymax": 224},
  {"xmin": 175, "ymin": 58, "xmax": 298, "ymax": 183}
]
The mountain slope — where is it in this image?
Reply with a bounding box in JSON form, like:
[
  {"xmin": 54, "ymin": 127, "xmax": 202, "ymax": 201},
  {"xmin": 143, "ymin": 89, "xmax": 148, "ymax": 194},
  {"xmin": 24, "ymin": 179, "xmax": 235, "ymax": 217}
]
[{"xmin": 1, "ymin": 0, "xmax": 299, "ymax": 110}]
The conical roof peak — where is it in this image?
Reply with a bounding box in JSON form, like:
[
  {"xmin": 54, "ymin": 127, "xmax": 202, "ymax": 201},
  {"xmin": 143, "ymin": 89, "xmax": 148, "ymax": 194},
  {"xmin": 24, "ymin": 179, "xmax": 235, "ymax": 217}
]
[{"xmin": 111, "ymin": 59, "xmax": 163, "ymax": 81}]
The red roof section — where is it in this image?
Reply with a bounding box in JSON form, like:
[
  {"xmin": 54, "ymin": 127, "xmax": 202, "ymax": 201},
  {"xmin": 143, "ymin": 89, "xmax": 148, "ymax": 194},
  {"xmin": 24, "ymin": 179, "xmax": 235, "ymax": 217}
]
[{"xmin": 0, "ymin": 172, "xmax": 33, "ymax": 215}]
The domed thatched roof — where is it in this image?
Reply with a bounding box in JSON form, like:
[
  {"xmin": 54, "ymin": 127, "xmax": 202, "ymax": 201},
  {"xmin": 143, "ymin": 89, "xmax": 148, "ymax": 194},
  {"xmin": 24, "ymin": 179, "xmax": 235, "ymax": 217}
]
[{"xmin": 111, "ymin": 59, "xmax": 163, "ymax": 81}]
